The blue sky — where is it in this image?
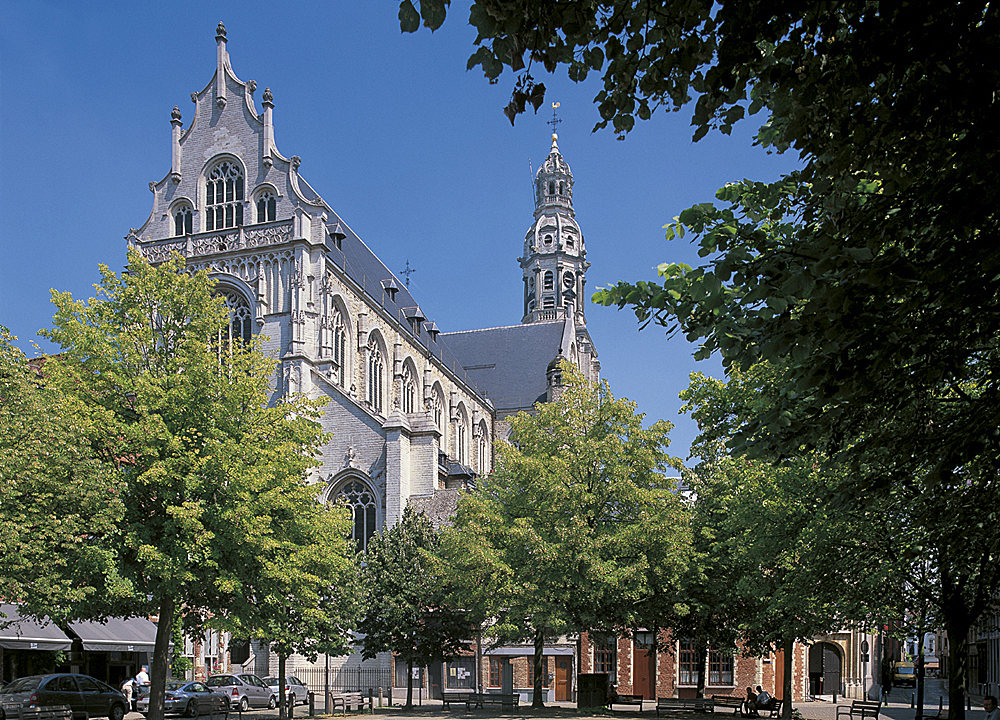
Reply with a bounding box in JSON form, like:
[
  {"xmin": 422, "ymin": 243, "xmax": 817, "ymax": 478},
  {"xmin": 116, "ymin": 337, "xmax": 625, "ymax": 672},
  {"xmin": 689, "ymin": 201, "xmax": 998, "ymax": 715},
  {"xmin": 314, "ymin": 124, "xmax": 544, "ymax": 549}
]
[{"xmin": 0, "ymin": 2, "xmax": 800, "ymax": 463}]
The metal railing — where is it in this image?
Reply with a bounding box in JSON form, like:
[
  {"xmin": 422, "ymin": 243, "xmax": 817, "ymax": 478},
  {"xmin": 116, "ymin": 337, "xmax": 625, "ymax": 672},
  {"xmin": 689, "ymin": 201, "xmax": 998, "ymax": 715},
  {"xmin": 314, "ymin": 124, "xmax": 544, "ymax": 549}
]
[{"xmin": 293, "ymin": 665, "xmax": 392, "ymax": 695}]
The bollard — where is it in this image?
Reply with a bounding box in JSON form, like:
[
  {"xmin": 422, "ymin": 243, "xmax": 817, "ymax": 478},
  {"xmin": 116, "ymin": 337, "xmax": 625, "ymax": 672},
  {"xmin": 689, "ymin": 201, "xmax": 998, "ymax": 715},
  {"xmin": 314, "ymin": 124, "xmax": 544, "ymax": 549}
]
[
  {"xmin": 326, "ymin": 692, "xmax": 333, "ymax": 716},
  {"xmin": 834, "ymin": 691, "xmax": 838, "ymax": 704},
  {"xmin": 388, "ymin": 685, "xmax": 392, "ymax": 707},
  {"xmin": 378, "ymin": 687, "xmax": 383, "ymax": 709},
  {"xmin": 288, "ymin": 690, "xmax": 294, "ymax": 720},
  {"xmin": 308, "ymin": 691, "xmax": 315, "ymax": 717},
  {"xmin": 968, "ymin": 697, "xmax": 972, "ymax": 711},
  {"xmin": 912, "ymin": 694, "xmax": 915, "ymax": 708}
]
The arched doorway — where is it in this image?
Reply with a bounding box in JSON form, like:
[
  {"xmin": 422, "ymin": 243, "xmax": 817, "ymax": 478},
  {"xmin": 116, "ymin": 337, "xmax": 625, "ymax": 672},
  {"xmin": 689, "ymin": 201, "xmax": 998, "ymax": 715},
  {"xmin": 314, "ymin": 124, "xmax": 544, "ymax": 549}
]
[{"xmin": 809, "ymin": 642, "xmax": 843, "ymax": 696}]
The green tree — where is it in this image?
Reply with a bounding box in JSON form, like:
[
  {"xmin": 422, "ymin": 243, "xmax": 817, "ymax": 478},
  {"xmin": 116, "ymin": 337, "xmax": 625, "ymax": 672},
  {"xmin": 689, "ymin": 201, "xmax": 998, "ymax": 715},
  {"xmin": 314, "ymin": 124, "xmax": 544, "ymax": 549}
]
[
  {"xmin": 680, "ymin": 367, "xmax": 902, "ymax": 718},
  {"xmin": 40, "ymin": 251, "xmax": 330, "ymax": 720},
  {"xmin": 397, "ymin": 5, "xmax": 1000, "ymax": 717},
  {"xmin": 0, "ymin": 328, "xmax": 124, "ymax": 622},
  {"xmin": 439, "ymin": 361, "xmax": 689, "ymax": 708},
  {"xmin": 214, "ymin": 489, "xmax": 359, "ymax": 720},
  {"xmin": 357, "ymin": 506, "xmax": 468, "ymax": 709}
]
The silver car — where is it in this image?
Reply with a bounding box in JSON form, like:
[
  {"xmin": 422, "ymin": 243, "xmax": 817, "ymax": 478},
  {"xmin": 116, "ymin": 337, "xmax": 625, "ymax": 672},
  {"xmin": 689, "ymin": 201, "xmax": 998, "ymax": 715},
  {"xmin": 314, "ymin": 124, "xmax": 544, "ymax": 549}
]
[
  {"xmin": 204, "ymin": 675, "xmax": 275, "ymax": 712},
  {"xmin": 262, "ymin": 677, "xmax": 308, "ymax": 706},
  {"xmin": 135, "ymin": 681, "xmax": 229, "ymax": 717}
]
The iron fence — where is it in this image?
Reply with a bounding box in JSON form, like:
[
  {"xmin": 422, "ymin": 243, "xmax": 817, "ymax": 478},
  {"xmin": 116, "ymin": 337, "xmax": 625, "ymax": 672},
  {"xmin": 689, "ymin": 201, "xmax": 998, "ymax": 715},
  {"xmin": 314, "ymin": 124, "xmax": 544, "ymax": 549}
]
[{"xmin": 294, "ymin": 665, "xmax": 392, "ymax": 695}]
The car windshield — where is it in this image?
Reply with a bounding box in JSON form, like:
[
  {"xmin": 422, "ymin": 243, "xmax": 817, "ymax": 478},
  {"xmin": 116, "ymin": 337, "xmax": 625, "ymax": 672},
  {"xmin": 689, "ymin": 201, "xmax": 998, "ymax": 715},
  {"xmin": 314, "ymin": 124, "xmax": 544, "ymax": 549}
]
[
  {"xmin": 2, "ymin": 677, "xmax": 42, "ymax": 693},
  {"xmin": 897, "ymin": 667, "xmax": 914, "ymax": 674},
  {"xmin": 206, "ymin": 677, "xmax": 236, "ymax": 687}
]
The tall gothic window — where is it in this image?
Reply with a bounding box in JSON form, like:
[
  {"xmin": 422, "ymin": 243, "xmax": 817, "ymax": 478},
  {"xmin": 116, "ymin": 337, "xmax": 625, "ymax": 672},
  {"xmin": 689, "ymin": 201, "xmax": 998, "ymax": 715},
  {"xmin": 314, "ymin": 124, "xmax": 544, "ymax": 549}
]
[
  {"xmin": 477, "ymin": 422, "xmax": 489, "ymax": 475},
  {"xmin": 433, "ymin": 386, "xmax": 445, "ymax": 435},
  {"xmin": 174, "ymin": 205, "xmax": 192, "ymax": 236},
  {"xmin": 256, "ymin": 191, "xmax": 276, "ymax": 223},
  {"xmin": 368, "ymin": 338, "xmax": 384, "ymax": 414},
  {"xmin": 219, "ymin": 290, "xmax": 252, "ymax": 345},
  {"xmin": 402, "ymin": 365, "xmax": 416, "ymax": 414},
  {"xmin": 456, "ymin": 408, "xmax": 468, "ymax": 464},
  {"xmin": 336, "ymin": 480, "xmax": 377, "ymax": 552},
  {"xmin": 206, "ymin": 161, "xmax": 244, "ymax": 231},
  {"xmin": 333, "ymin": 311, "xmax": 346, "ymax": 388}
]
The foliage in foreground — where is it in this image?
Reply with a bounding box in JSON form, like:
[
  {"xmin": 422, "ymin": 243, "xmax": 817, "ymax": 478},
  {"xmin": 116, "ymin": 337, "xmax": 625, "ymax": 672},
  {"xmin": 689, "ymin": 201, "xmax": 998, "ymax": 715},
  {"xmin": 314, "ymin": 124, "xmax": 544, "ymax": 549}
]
[{"xmin": 440, "ymin": 361, "xmax": 689, "ymax": 707}]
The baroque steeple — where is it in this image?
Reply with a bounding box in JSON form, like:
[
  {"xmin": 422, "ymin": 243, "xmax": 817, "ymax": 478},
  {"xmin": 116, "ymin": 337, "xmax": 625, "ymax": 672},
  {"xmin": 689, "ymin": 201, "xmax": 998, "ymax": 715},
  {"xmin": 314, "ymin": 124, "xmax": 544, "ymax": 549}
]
[{"xmin": 520, "ymin": 132, "xmax": 590, "ymax": 327}]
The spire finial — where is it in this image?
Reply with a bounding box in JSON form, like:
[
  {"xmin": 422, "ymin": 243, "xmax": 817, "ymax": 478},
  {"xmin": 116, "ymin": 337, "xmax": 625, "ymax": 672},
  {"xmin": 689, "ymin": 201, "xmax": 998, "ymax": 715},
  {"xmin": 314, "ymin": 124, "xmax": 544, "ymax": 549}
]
[
  {"xmin": 262, "ymin": 87, "xmax": 273, "ymax": 107},
  {"xmin": 171, "ymin": 106, "xmax": 182, "ymax": 124},
  {"xmin": 547, "ymin": 102, "xmax": 562, "ymax": 151},
  {"xmin": 216, "ymin": 22, "xmax": 227, "ymax": 41}
]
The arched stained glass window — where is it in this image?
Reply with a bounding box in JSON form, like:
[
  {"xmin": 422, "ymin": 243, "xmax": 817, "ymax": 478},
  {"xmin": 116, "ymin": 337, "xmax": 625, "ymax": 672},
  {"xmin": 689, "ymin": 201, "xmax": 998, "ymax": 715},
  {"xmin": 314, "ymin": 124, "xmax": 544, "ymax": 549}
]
[
  {"xmin": 219, "ymin": 290, "xmax": 252, "ymax": 345},
  {"xmin": 333, "ymin": 311, "xmax": 346, "ymax": 388},
  {"xmin": 402, "ymin": 365, "xmax": 416, "ymax": 414},
  {"xmin": 336, "ymin": 480, "xmax": 377, "ymax": 553},
  {"xmin": 368, "ymin": 337, "xmax": 384, "ymax": 414},
  {"xmin": 256, "ymin": 191, "xmax": 276, "ymax": 223},
  {"xmin": 206, "ymin": 161, "xmax": 244, "ymax": 231}
]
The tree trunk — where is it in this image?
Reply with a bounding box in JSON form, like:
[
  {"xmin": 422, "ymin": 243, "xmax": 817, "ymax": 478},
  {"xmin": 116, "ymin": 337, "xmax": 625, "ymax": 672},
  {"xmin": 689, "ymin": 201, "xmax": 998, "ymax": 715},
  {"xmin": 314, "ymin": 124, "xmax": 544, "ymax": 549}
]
[
  {"xmin": 781, "ymin": 637, "xmax": 794, "ymax": 720},
  {"xmin": 695, "ymin": 640, "xmax": 708, "ymax": 699},
  {"xmin": 405, "ymin": 657, "xmax": 414, "ymax": 709},
  {"xmin": 278, "ymin": 652, "xmax": 287, "ymax": 720},
  {"xmin": 147, "ymin": 595, "xmax": 176, "ymax": 720},
  {"xmin": 946, "ymin": 611, "xmax": 973, "ymax": 720},
  {"xmin": 532, "ymin": 627, "xmax": 545, "ymax": 708}
]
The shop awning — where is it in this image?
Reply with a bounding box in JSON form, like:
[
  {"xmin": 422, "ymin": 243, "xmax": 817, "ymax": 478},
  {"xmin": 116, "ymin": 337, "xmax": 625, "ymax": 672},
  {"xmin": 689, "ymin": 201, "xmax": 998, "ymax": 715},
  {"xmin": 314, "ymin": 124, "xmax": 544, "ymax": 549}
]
[
  {"xmin": 68, "ymin": 616, "xmax": 159, "ymax": 653},
  {"xmin": 0, "ymin": 604, "xmax": 73, "ymax": 652},
  {"xmin": 483, "ymin": 646, "xmax": 574, "ymax": 656}
]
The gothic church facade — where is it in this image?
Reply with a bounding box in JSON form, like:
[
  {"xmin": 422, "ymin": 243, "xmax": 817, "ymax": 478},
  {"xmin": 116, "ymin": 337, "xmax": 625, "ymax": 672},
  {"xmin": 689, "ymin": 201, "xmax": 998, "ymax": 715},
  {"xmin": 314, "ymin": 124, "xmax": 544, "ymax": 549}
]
[{"xmin": 127, "ymin": 22, "xmax": 600, "ymax": 670}]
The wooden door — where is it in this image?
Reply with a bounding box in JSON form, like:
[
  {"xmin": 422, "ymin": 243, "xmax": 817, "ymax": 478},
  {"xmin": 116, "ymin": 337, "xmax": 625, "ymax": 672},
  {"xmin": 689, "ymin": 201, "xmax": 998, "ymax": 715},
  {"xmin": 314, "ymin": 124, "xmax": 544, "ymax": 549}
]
[
  {"xmin": 632, "ymin": 646, "xmax": 654, "ymax": 701},
  {"xmin": 775, "ymin": 649, "xmax": 785, "ymax": 700},
  {"xmin": 555, "ymin": 658, "xmax": 571, "ymax": 701}
]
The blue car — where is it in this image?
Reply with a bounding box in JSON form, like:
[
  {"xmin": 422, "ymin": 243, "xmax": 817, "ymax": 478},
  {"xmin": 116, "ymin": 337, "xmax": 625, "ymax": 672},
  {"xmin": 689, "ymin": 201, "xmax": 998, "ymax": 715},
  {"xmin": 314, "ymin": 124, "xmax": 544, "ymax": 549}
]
[{"xmin": 136, "ymin": 680, "xmax": 229, "ymax": 717}]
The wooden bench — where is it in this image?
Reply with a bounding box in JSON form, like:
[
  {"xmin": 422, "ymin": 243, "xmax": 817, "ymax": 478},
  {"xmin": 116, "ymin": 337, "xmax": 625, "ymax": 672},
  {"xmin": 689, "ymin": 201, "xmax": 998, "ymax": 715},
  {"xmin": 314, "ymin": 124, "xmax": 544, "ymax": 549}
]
[
  {"xmin": 836, "ymin": 700, "xmax": 881, "ymax": 720},
  {"xmin": 442, "ymin": 692, "xmax": 474, "ymax": 710},
  {"xmin": 758, "ymin": 699, "xmax": 785, "ymax": 718},
  {"xmin": 656, "ymin": 698, "xmax": 715, "ymax": 715},
  {"xmin": 712, "ymin": 695, "xmax": 746, "ymax": 715},
  {"xmin": 612, "ymin": 694, "xmax": 644, "ymax": 711},
  {"xmin": 467, "ymin": 693, "xmax": 520, "ymax": 711},
  {"xmin": 329, "ymin": 692, "xmax": 363, "ymax": 715}
]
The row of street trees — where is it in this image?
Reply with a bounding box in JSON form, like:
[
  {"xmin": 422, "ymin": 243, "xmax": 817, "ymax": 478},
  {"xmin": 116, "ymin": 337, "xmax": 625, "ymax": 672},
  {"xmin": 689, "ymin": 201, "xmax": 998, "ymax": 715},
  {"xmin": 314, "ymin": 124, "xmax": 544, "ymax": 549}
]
[
  {"xmin": 401, "ymin": 2, "xmax": 1000, "ymax": 718},
  {"xmin": 1, "ymin": 252, "xmax": 361, "ymax": 720}
]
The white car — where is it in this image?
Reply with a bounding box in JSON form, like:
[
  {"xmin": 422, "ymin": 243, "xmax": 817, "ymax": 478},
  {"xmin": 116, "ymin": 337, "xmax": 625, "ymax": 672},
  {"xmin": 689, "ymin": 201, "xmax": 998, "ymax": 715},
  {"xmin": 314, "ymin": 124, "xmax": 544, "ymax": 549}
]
[
  {"xmin": 204, "ymin": 674, "xmax": 276, "ymax": 711},
  {"xmin": 262, "ymin": 677, "xmax": 309, "ymax": 706}
]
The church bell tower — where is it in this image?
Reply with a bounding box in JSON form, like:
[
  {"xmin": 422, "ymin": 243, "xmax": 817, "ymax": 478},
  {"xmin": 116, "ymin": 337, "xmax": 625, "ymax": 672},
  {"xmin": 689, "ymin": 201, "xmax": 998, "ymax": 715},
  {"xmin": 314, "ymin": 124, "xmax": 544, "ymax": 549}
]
[{"xmin": 520, "ymin": 131, "xmax": 590, "ymax": 328}]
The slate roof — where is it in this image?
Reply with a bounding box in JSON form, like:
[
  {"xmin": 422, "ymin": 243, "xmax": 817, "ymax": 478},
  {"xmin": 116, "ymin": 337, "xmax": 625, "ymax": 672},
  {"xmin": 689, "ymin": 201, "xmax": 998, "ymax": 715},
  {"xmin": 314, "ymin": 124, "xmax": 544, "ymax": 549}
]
[
  {"xmin": 318, "ymin": 213, "xmax": 486, "ymax": 394},
  {"xmin": 441, "ymin": 321, "xmax": 566, "ymax": 414}
]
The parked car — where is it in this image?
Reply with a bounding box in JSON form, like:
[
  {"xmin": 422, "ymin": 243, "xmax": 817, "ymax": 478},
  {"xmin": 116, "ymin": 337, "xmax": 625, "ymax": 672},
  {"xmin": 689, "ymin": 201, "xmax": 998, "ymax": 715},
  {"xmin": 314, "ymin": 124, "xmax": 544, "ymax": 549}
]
[
  {"xmin": 261, "ymin": 677, "xmax": 308, "ymax": 706},
  {"xmin": 0, "ymin": 673, "xmax": 128, "ymax": 720},
  {"xmin": 204, "ymin": 674, "xmax": 275, "ymax": 712},
  {"xmin": 136, "ymin": 680, "xmax": 229, "ymax": 717}
]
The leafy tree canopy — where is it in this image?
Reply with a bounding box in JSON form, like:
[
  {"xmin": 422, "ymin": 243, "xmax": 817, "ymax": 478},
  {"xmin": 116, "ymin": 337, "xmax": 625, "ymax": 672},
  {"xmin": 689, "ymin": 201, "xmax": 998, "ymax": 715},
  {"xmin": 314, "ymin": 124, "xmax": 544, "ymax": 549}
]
[
  {"xmin": 0, "ymin": 328, "xmax": 124, "ymax": 623},
  {"xmin": 439, "ymin": 361, "xmax": 689, "ymax": 705},
  {"xmin": 358, "ymin": 506, "xmax": 468, "ymax": 708},
  {"xmin": 39, "ymin": 250, "xmax": 330, "ymax": 720}
]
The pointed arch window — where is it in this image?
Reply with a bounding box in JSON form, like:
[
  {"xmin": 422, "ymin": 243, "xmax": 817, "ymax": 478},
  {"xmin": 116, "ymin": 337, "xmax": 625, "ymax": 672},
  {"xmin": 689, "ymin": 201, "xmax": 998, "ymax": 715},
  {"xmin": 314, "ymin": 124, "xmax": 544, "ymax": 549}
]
[
  {"xmin": 477, "ymin": 422, "xmax": 490, "ymax": 475},
  {"xmin": 174, "ymin": 205, "xmax": 193, "ymax": 236},
  {"xmin": 368, "ymin": 337, "xmax": 384, "ymax": 414},
  {"xmin": 219, "ymin": 290, "xmax": 252, "ymax": 345},
  {"xmin": 432, "ymin": 386, "xmax": 446, "ymax": 437},
  {"xmin": 335, "ymin": 480, "xmax": 377, "ymax": 553},
  {"xmin": 256, "ymin": 190, "xmax": 276, "ymax": 223},
  {"xmin": 206, "ymin": 161, "xmax": 244, "ymax": 231},
  {"xmin": 333, "ymin": 310, "xmax": 346, "ymax": 388},
  {"xmin": 402, "ymin": 364, "xmax": 417, "ymax": 414}
]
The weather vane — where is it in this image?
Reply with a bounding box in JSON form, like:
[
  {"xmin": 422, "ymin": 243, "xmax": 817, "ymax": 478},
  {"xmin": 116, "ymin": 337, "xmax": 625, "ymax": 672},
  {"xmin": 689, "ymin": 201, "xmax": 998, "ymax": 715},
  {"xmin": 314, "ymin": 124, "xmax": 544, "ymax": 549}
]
[
  {"xmin": 400, "ymin": 259, "xmax": 416, "ymax": 287},
  {"xmin": 547, "ymin": 101, "xmax": 562, "ymax": 133}
]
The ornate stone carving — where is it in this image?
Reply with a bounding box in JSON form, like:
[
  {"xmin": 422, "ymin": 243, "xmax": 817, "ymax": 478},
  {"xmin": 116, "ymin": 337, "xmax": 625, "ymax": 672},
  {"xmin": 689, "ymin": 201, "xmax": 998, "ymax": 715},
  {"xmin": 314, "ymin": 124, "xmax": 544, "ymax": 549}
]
[
  {"xmin": 142, "ymin": 240, "xmax": 186, "ymax": 264},
  {"xmin": 243, "ymin": 222, "xmax": 293, "ymax": 248},
  {"xmin": 248, "ymin": 80, "xmax": 256, "ymax": 93}
]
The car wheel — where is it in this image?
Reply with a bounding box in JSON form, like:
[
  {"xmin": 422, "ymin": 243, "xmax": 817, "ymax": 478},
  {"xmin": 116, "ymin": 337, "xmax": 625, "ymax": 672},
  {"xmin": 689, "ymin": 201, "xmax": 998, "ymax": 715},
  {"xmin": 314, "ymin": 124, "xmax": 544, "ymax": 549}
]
[
  {"xmin": 185, "ymin": 701, "xmax": 199, "ymax": 718},
  {"xmin": 110, "ymin": 704, "xmax": 126, "ymax": 720},
  {"xmin": 268, "ymin": 696, "xmax": 276, "ymax": 710},
  {"xmin": 239, "ymin": 696, "xmax": 249, "ymax": 713}
]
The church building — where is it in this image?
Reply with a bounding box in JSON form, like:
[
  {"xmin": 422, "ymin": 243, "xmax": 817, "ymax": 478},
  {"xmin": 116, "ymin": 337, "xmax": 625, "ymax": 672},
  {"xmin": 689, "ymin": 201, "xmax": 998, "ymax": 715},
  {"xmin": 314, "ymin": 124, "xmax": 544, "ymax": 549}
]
[{"xmin": 126, "ymin": 24, "xmax": 599, "ymax": 689}]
